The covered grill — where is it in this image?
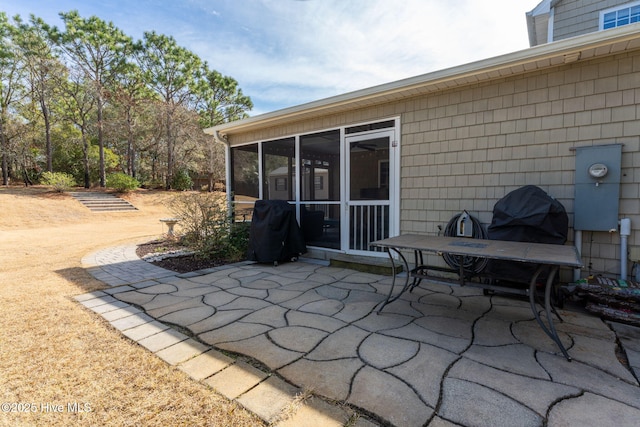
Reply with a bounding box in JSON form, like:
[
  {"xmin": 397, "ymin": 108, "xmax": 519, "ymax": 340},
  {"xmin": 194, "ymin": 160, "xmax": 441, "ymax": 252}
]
[
  {"xmin": 486, "ymin": 185, "xmax": 569, "ymax": 283},
  {"xmin": 247, "ymin": 200, "xmax": 307, "ymax": 265}
]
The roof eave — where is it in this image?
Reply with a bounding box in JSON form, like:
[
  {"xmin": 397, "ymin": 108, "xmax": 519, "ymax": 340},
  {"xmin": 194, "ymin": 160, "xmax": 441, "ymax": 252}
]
[{"xmin": 205, "ymin": 24, "xmax": 640, "ymax": 137}]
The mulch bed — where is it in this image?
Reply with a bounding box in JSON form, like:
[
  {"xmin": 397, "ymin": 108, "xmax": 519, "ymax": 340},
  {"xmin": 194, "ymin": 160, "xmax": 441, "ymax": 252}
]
[{"xmin": 136, "ymin": 240, "xmax": 238, "ymax": 274}]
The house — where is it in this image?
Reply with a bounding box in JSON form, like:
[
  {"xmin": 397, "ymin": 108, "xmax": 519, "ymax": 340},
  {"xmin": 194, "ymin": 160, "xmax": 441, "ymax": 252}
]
[
  {"xmin": 527, "ymin": 0, "xmax": 640, "ymax": 46},
  {"xmin": 266, "ymin": 165, "xmax": 330, "ymax": 202},
  {"xmin": 205, "ymin": 2, "xmax": 640, "ymax": 282}
]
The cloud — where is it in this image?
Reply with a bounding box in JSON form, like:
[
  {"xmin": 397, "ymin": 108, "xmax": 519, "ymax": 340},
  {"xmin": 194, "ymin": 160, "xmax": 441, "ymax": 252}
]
[
  {"xmin": 3, "ymin": 0, "xmax": 539, "ymax": 114},
  {"xmin": 190, "ymin": 0, "xmax": 536, "ymax": 112}
]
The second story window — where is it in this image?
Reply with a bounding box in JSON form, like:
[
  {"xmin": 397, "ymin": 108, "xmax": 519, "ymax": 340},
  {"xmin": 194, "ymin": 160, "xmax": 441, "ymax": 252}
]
[{"xmin": 601, "ymin": 2, "xmax": 640, "ymax": 29}]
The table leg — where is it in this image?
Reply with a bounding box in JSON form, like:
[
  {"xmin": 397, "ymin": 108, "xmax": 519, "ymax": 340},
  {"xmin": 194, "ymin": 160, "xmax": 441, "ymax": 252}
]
[
  {"xmin": 409, "ymin": 250, "xmax": 424, "ymax": 292},
  {"xmin": 528, "ymin": 265, "xmax": 571, "ymax": 361},
  {"xmin": 377, "ymin": 247, "xmax": 411, "ymax": 314},
  {"xmin": 457, "ymin": 255, "xmax": 466, "ymax": 286}
]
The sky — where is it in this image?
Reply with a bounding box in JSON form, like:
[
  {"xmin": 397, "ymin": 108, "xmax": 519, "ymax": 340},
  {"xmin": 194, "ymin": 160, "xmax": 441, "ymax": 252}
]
[{"xmin": 1, "ymin": 0, "xmax": 542, "ymax": 116}]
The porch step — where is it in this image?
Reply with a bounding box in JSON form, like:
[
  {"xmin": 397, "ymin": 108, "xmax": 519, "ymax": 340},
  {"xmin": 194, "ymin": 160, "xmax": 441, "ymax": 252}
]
[{"xmin": 329, "ymin": 254, "xmax": 402, "ymax": 276}]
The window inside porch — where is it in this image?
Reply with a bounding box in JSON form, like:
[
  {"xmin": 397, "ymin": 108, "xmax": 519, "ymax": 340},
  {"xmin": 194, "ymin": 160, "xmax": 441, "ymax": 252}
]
[{"xmin": 230, "ymin": 144, "xmax": 259, "ymax": 221}]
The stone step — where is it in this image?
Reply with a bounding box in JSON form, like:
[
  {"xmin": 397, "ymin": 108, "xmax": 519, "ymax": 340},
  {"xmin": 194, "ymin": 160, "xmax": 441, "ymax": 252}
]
[
  {"xmin": 71, "ymin": 192, "xmax": 138, "ymax": 212},
  {"xmin": 329, "ymin": 253, "xmax": 402, "ymax": 276},
  {"xmin": 84, "ymin": 206, "xmax": 138, "ymax": 212},
  {"xmin": 79, "ymin": 200, "xmax": 133, "ymax": 205}
]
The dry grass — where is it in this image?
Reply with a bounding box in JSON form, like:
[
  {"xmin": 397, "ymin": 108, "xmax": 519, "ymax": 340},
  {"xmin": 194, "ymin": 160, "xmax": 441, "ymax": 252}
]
[
  {"xmin": 0, "ymin": 186, "xmax": 263, "ymax": 426},
  {"xmin": 269, "ymin": 387, "xmax": 315, "ymax": 425}
]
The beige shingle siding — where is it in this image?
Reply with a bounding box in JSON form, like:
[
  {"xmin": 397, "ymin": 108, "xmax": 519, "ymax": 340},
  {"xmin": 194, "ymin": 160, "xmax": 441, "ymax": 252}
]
[
  {"xmin": 553, "ymin": 0, "xmax": 634, "ymax": 41},
  {"xmin": 400, "ymin": 49, "xmax": 640, "ymax": 278},
  {"xmin": 226, "ymin": 47, "xmax": 640, "ymax": 279}
]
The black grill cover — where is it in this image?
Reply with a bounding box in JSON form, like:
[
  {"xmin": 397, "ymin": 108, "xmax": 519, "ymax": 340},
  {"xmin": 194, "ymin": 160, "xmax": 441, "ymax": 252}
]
[
  {"xmin": 486, "ymin": 185, "xmax": 568, "ymax": 283},
  {"xmin": 247, "ymin": 200, "xmax": 307, "ymax": 263}
]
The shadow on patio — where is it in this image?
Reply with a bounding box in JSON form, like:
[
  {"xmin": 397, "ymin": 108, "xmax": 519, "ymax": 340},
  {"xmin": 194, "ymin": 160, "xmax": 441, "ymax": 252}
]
[{"xmin": 78, "ymin": 258, "xmax": 640, "ymax": 426}]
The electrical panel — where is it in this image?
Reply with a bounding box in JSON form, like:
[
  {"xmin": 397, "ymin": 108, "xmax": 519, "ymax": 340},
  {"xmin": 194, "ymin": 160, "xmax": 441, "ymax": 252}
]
[{"xmin": 574, "ymin": 144, "xmax": 622, "ymax": 231}]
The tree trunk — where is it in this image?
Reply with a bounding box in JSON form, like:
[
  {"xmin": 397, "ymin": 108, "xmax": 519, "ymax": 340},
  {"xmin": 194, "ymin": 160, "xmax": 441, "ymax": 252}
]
[
  {"xmin": 130, "ymin": 145, "xmax": 136, "ymax": 178},
  {"xmin": 165, "ymin": 110, "xmax": 173, "ymax": 189},
  {"xmin": 1, "ymin": 153, "xmax": 8, "ymax": 186},
  {"xmin": 22, "ymin": 159, "xmax": 33, "ymax": 186},
  {"xmin": 0, "ymin": 113, "xmax": 8, "ymax": 186},
  {"xmin": 82, "ymin": 131, "xmax": 90, "ymax": 189},
  {"xmin": 97, "ymin": 96, "xmax": 106, "ymax": 187},
  {"xmin": 127, "ymin": 109, "xmax": 135, "ymax": 178},
  {"xmin": 208, "ymin": 172, "xmax": 214, "ymax": 192},
  {"xmin": 41, "ymin": 97, "xmax": 53, "ymax": 172}
]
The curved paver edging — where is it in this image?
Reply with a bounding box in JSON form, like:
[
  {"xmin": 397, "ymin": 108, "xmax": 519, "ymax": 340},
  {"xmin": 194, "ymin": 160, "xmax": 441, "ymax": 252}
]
[
  {"xmin": 82, "ymin": 245, "xmax": 177, "ymax": 287},
  {"xmin": 79, "ymin": 245, "xmax": 370, "ymax": 426}
]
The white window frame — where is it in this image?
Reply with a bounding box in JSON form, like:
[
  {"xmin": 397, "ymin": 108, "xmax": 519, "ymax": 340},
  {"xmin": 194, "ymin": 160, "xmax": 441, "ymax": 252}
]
[
  {"xmin": 600, "ymin": 1, "xmax": 640, "ymax": 30},
  {"xmin": 225, "ymin": 117, "xmax": 401, "ymax": 254}
]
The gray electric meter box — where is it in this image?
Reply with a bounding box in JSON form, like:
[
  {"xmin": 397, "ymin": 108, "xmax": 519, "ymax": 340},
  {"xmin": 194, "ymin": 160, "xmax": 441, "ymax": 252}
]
[{"xmin": 574, "ymin": 144, "xmax": 622, "ymax": 231}]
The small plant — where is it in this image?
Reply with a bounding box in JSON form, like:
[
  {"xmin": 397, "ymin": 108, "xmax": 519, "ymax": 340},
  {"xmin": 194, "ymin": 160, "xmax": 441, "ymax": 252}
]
[
  {"xmin": 227, "ymin": 221, "xmax": 251, "ymax": 261},
  {"xmin": 168, "ymin": 192, "xmax": 249, "ymax": 261},
  {"xmin": 171, "ymin": 170, "xmax": 193, "ymax": 191},
  {"xmin": 106, "ymin": 172, "xmax": 140, "ymax": 192},
  {"xmin": 40, "ymin": 171, "xmax": 76, "ymax": 192}
]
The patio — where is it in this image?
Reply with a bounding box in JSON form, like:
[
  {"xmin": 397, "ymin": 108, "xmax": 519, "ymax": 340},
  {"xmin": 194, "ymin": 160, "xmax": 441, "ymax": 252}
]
[{"xmin": 80, "ymin": 248, "xmax": 640, "ymax": 426}]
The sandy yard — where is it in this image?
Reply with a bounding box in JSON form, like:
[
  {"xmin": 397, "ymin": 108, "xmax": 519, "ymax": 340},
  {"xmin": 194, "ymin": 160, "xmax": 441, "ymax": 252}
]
[{"xmin": 0, "ymin": 186, "xmax": 261, "ymax": 426}]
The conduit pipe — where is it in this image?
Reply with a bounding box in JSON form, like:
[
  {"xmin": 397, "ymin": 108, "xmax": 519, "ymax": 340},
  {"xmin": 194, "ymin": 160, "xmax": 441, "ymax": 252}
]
[
  {"xmin": 620, "ymin": 218, "xmax": 631, "ymax": 281},
  {"xmin": 574, "ymin": 230, "xmax": 582, "ymax": 282}
]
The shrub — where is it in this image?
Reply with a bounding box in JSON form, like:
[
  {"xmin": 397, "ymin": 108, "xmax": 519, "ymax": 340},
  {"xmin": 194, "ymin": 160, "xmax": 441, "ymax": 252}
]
[
  {"xmin": 40, "ymin": 171, "xmax": 76, "ymax": 192},
  {"xmin": 168, "ymin": 192, "xmax": 249, "ymax": 261},
  {"xmin": 106, "ymin": 172, "xmax": 140, "ymax": 192},
  {"xmin": 227, "ymin": 221, "xmax": 251, "ymax": 261},
  {"xmin": 171, "ymin": 170, "xmax": 193, "ymax": 191},
  {"xmin": 141, "ymin": 178, "xmax": 165, "ymax": 190}
]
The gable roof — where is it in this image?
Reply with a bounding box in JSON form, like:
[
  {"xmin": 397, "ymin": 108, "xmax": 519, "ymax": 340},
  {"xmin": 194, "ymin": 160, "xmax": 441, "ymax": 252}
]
[
  {"xmin": 205, "ymin": 23, "xmax": 640, "ymax": 139},
  {"xmin": 526, "ymin": 0, "xmax": 552, "ymax": 46}
]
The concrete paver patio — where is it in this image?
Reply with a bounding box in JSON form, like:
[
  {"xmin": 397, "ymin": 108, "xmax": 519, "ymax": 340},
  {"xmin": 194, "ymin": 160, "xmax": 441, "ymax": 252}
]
[{"xmin": 80, "ymin": 246, "xmax": 640, "ymax": 426}]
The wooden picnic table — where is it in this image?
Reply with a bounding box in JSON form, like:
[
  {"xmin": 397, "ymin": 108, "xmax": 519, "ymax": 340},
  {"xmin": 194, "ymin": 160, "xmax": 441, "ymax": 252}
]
[{"xmin": 372, "ymin": 234, "xmax": 583, "ymax": 361}]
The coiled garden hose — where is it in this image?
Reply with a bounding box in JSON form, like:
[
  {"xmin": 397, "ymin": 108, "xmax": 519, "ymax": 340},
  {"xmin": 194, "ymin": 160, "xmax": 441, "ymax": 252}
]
[{"xmin": 442, "ymin": 211, "xmax": 488, "ymax": 273}]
